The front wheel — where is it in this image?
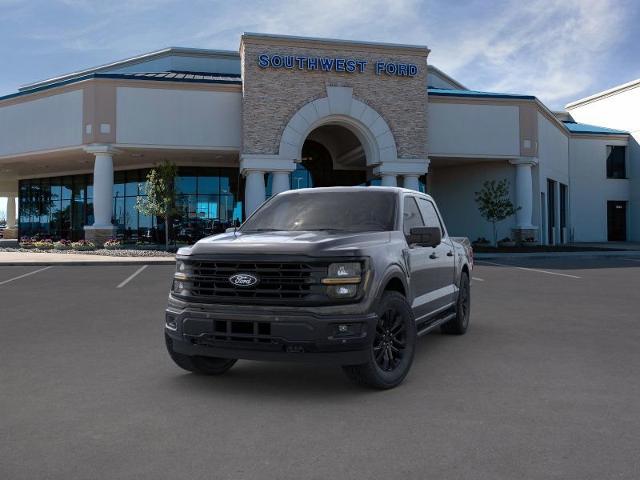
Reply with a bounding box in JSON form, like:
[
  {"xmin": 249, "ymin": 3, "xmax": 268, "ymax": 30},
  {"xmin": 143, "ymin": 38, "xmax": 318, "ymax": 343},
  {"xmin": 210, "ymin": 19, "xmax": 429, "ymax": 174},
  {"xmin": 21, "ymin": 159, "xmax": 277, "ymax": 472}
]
[
  {"xmin": 441, "ymin": 272, "xmax": 470, "ymax": 335},
  {"xmin": 165, "ymin": 333, "xmax": 237, "ymax": 375},
  {"xmin": 342, "ymin": 291, "xmax": 416, "ymax": 389}
]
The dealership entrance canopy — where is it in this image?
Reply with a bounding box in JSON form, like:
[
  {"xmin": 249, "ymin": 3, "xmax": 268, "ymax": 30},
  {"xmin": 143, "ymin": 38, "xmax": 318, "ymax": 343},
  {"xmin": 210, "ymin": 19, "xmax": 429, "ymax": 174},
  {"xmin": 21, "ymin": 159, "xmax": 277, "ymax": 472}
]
[{"xmin": 0, "ymin": 33, "xmax": 636, "ymax": 245}]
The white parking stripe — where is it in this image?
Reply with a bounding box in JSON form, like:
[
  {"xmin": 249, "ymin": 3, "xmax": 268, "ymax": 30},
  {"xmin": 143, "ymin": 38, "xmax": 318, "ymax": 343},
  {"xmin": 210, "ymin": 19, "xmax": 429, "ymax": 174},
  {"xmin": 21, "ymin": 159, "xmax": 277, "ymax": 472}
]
[
  {"xmin": 477, "ymin": 260, "xmax": 581, "ymax": 279},
  {"xmin": 0, "ymin": 266, "xmax": 52, "ymax": 286},
  {"xmin": 117, "ymin": 265, "xmax": 148, "ymax": 289},
  {"xmin": 472, "ymin": 277, "xmax": 485, "ymax": 282}
]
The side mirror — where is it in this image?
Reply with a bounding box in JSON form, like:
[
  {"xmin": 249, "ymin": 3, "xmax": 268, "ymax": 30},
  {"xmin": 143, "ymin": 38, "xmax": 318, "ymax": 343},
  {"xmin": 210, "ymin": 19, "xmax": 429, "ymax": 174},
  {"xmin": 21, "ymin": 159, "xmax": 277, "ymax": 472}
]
[{"xmin": 408, "ymin": 226, "xmax": 441, "ymax": 247}]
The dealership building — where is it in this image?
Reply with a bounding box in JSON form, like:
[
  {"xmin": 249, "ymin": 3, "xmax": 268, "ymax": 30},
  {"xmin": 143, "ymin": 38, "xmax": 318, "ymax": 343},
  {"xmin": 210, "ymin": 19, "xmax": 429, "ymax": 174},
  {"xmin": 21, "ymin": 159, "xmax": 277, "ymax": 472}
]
[{"xmin": 0, "ymin": 33, "xmax": 637, "ymax": 245}]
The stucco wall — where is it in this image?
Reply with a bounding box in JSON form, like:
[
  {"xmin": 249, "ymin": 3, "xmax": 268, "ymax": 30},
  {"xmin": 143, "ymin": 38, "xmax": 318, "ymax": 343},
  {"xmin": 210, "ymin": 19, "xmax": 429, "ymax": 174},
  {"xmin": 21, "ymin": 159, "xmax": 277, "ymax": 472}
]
[
  {"xmin": 429, "ymin": 161, "xmax": 517, "ymax": 242},
  {"xmin": 0, "ymin": 90, "xmax": 83, "ymax": 156},
  {"xmin": 116, "ymin": 87, "xmax": 242, "ymax": 148},
  {"xmin": 241, "ymin": 36, "xmax": 428, "ymax": 159},
  {"xmin": 568, "ymin": 86, "xmax": 639, "ymax": 241},
  {"xmin": 427, "ymin": 102, "xmax": 520, "ymax": 157},
  {"xmin": 569, "ymin": 136, "xmax": 630, "ymax": 242}
]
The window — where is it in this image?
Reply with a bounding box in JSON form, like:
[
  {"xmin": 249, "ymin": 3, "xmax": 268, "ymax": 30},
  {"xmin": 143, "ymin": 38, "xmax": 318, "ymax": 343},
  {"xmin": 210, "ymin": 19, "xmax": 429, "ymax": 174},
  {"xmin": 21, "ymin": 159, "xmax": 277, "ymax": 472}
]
[
  {"xmin": 606, "ymin": 146, "xmax": 626, "ymax": 179},
  {"xmin": 403, "ymin": 197, "xmax": 424, "ymax": 235},
  {"xmin": 417, "ymin": 198, "xmax": 443, "ymax": 233}
]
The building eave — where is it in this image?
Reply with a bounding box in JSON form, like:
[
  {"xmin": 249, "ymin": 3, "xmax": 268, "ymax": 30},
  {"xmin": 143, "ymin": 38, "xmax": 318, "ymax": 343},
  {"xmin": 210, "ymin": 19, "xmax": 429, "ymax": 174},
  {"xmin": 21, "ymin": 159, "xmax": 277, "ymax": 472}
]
[{"xmin": 565, "ymin": 78, "xmax": 640, "ymax": 109}]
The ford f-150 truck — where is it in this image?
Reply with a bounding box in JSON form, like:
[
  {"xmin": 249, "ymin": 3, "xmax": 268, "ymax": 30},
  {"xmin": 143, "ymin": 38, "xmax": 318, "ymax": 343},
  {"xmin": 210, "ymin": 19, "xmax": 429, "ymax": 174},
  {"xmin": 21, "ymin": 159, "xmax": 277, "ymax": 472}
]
[{"xmin": 165, "ymin": 187, "xmax": 473, "ymax": 389}]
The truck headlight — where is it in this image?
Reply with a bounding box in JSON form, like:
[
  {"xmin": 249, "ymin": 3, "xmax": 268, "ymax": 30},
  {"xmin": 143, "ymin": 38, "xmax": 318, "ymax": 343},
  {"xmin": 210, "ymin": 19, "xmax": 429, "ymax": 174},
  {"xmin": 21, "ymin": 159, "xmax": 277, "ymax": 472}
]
[
  {"xmin": 172, "ymin": 279, "xmax": 191, "ymax": 296},
  {"xmin": 174, "ymin": 260, "xmax": 193, "ymax": 280},
  {"xmin": 323, "ymin": 262, "xmax": 362, "ymax": 298}
]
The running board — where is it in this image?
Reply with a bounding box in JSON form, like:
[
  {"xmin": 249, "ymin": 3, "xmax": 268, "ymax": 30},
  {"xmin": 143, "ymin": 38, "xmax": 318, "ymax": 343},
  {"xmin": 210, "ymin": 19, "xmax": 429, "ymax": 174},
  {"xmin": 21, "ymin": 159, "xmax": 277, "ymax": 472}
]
[{"xmin": 416, "ymin": 311, "xmax": 456, "ymax": 337}]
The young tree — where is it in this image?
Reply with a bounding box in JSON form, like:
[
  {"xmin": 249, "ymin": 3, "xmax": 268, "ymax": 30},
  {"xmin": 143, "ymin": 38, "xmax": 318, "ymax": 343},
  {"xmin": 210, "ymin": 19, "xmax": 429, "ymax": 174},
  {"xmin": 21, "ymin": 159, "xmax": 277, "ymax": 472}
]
[
  {"xmin": 474, "ymin": 179, "xmax": 520, "ymax": 246},
  {"xmin": 136, "ymin": 161, "xmax": 178, "ymax": 251}
]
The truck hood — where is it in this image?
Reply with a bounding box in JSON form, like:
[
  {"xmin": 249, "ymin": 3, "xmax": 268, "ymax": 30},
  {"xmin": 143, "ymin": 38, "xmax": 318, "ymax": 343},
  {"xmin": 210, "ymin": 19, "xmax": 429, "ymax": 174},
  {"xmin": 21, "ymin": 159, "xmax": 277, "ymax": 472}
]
[{"xmin": 182, "ymin": 230, "xmax": 392, "ymax": 257}]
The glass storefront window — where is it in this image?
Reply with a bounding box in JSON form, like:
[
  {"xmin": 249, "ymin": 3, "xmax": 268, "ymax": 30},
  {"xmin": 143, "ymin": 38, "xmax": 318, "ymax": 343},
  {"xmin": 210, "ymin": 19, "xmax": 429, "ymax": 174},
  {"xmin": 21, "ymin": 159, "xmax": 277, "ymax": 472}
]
[{"xmin": 18, "ymin": 166, "xmax": 243, "ymax": 244}]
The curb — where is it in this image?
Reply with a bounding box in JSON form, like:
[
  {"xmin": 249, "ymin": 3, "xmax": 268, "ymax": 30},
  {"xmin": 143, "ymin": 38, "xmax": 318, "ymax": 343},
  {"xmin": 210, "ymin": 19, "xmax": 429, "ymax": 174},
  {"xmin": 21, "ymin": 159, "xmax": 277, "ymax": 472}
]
[
  {"xmin": 0, "ymin": 259, "xmax": 176, "ymax": 266},
  {"xmin": 475, "ymin": 250, "xmax": 640, "ymax": 260}
]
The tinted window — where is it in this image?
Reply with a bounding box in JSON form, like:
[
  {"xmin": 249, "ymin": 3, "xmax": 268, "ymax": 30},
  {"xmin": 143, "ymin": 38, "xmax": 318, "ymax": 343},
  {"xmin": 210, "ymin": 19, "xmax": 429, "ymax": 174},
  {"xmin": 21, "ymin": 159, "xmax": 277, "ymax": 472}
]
[
  {"xmin": 606, "ymin": 146, "xmax": 626, "ymax": 179},
  {"xmin": 403, "ymin": 197, "xmax": 424, "ymax": 235},
  {"xmin": 417, "ymin": 198, "xmax": 442, "ymax": 233},
  {"xmin": 241, "ymin": 191, "xmax": 397, "ymax": 233}
]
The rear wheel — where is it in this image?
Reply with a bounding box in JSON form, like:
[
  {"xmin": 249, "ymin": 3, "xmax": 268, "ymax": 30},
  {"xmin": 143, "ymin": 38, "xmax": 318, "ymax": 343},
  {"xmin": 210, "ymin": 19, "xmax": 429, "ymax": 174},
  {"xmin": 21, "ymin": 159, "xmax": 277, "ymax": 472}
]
[
  {"xmin": 165, "ymin": 333, "xmax": 237, "ymax": 375},
  {"xmin": 441, "ymin": 271, "xmax": 470, "ymax": 335},
  {"xmin": 342, "ymin": 291, "xmax": 416, "ymax": 389}
]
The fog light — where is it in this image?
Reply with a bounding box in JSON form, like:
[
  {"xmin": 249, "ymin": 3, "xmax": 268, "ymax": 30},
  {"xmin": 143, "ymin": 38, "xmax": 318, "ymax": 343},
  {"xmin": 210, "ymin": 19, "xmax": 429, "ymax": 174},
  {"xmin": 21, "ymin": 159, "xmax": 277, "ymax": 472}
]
[
  {"xmin": 172, "ymin": 280, "xmax": 191, "ymax": 296},
  {"xmin": 165, "ymin": 315, "xmax": 177, "ymax": 331},
  {"xmin": 327, "ymin": 284, "xmax": 357, "ymax": 298},
  {"xmin": 332, "ymin": 323, "xmax": 362, "ymax": 337}
]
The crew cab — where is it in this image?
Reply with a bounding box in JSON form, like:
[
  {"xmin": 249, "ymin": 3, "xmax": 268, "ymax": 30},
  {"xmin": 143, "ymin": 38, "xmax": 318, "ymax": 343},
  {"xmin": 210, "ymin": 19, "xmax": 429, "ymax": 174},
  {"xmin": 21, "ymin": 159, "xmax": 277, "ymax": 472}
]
[{"xmin": 165, "ymin": 187, "xmax": 473, "ymax": 389}]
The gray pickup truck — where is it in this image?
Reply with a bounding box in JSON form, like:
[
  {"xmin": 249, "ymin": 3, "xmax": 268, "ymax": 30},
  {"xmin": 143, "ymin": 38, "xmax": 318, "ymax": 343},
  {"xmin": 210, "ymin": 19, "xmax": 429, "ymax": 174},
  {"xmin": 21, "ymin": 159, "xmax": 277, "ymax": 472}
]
[{"xmin": 165, "ymin": 187, "xmax": 473, "ymax": 389}]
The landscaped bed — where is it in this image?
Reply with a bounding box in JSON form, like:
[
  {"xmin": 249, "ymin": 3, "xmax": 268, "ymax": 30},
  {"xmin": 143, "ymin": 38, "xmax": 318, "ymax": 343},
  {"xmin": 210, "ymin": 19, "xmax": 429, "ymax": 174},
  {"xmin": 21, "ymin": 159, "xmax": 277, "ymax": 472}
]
[
  {"xmin": 0, "ymin": 247, "xmax": 174, "ymax": 257},
  {"xmin": 472, "ymin": 245, "xmax": 623, "ymax": 253}
]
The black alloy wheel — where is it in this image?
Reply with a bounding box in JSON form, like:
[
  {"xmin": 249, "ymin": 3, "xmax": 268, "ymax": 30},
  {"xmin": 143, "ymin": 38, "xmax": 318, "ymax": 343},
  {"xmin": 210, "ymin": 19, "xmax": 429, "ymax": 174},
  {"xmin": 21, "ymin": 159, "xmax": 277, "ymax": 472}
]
[{"xmin": 373, "ymin": 307, "xmax": 407, "ymax": 372}]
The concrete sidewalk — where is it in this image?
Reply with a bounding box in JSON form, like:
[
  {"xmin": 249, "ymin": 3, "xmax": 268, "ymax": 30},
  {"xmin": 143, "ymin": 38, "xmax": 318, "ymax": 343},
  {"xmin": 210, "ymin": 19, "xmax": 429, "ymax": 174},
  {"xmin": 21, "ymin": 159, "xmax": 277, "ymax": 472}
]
[
  {"xmin": 475, "ymin": 250, "xmax": 640, "ymax": 260},
  {"xmin": 0, "ymin": 251, "xmax": 175, "ymax": 266}
]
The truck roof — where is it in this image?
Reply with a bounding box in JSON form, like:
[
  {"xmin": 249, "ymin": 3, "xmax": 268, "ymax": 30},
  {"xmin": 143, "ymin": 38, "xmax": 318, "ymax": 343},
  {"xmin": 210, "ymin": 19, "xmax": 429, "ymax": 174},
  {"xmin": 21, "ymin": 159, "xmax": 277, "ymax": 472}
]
[{"xmin": 278, "ymin": 186, "xmax": 433, "ymax": 198}]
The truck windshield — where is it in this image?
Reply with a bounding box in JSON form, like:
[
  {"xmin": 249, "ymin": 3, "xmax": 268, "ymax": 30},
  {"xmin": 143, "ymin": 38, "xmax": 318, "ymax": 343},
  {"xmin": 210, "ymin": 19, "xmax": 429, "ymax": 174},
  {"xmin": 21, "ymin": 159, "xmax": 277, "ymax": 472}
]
[{"xmin": 241, "ymin": 190, "xmax": 397, "ymax": 233}]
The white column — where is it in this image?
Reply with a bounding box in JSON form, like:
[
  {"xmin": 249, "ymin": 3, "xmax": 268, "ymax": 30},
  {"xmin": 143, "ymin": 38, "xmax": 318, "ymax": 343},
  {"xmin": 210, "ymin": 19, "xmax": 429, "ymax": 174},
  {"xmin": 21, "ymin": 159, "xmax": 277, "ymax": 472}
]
[
  {"xmin": 509, "ymin": 158, "xmax": 537, "ymax": 229},
  {"xmin": 244, "ymin": 170, "xmax": 266, "ymax": 216},
  {"xmin": 271, "ymin": 171, "xmax": 290, "ymax": 195},
  {"xmin": 6, "ymin": 195, "xmax": 16, "ymax": 229},
  {"xmin": 402, "ymin": 174, "xmax": 420, "ymax": 191},
  {"xmin": 380, "ymin": 174, "xmax": 397, "ymax": 187},
  {"xmin": 91, "ymin": 151, "xmax": 115, "ymax": 227}
]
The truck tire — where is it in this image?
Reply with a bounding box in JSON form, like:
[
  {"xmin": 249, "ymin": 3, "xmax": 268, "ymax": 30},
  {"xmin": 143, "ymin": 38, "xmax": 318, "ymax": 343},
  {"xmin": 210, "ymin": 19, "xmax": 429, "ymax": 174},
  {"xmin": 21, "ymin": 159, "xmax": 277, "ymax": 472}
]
[
  {"xmin": 165, "ymin": 333, "xmax": 237, "ymax": 375},
  {"xmin": 441, "ymin": 271, "xmax": 470, "ymax": 335},
  {"xmin": 342, "ymin": 291, "xmax": 416, "ymax": 389}
]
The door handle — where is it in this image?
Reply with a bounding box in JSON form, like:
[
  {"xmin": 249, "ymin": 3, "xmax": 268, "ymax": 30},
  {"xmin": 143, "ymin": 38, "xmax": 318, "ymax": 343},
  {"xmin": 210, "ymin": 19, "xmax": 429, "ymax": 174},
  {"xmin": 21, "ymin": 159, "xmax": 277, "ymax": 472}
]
[
  {"xmin": 429, "ymin": 252, "xmax": 437, "ymax": 259},
  {"xmin": 447, "ymin": 250, "xmax": 454, "ymax": 257}
]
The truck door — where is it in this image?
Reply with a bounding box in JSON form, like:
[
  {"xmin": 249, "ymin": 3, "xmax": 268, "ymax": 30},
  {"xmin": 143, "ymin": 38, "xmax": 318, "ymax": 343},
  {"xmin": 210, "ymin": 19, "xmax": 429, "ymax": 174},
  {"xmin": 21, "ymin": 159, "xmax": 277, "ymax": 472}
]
[
  {"xmin": 402, "ymin": 196, "xmax": 439, "ymax": 321},
  {"xmin": 416, "ymin": 197, "xmax": 457, "ymax": 311}
]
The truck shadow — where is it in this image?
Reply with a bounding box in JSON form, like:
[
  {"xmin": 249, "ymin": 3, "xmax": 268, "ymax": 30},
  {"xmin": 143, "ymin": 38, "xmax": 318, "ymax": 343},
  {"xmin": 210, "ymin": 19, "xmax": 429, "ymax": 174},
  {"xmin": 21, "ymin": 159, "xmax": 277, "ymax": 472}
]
[{"xmin": 164, "ymin": 331, "xmax": 453, "ymax": 399}]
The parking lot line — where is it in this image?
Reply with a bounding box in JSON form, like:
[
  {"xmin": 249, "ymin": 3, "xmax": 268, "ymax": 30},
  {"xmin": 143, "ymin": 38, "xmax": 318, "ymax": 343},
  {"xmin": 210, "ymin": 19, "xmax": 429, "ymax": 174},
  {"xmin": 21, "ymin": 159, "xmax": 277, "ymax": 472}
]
[
  {"xmin": 472, "ymin": 277, "xmax": 485, "ymax": 282},
  {"xmin": 116, "ymin": 265, "xmax": 149, "ymax": 289},
  {"xmin": 0, "ymin": 266, "xmax": 52, "ymax": 286},
  {"xmin": 477, "ymin": 260, "xmax": 581, "ymax": 279}
]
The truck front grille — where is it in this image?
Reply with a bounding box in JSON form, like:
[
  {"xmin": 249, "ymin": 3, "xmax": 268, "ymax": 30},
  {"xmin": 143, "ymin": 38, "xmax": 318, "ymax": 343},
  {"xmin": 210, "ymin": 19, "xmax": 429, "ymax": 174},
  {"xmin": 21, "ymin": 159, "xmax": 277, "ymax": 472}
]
[{"xmin": 184, "ymin": 260, "xmax": 329, "ymax": 304}]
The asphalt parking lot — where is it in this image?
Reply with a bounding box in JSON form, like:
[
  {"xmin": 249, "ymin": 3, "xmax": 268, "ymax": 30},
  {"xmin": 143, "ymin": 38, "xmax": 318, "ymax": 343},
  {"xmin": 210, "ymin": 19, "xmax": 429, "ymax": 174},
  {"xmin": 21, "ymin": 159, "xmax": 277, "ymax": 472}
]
[{"xmin": 1, "ymin": 257, "xmax": 640, "ymax": 480}]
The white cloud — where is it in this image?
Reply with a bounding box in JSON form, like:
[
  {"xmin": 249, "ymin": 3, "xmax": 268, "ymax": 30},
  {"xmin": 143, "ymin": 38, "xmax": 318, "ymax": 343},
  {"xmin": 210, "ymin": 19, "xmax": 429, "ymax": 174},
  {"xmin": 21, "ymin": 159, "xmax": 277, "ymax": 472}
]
[{"xmin": 4, "ymin": 0, "xmax": 635, "ymax": 108}]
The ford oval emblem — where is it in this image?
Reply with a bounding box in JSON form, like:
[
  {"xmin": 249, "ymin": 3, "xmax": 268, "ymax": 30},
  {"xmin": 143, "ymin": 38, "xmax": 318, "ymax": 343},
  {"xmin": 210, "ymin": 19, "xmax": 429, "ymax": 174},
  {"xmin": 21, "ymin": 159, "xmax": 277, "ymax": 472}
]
[{"xmin": 229, "ymin": 273, "xmax": 259, "ymax": 288}]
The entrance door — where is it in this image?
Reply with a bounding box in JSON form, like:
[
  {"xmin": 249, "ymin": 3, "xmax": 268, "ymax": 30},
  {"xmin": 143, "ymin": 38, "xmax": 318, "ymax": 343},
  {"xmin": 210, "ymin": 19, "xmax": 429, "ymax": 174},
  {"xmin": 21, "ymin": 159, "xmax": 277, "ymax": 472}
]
[{"xmin": 607, "ymin": 201, "xmax": 627, "ymax": 241}]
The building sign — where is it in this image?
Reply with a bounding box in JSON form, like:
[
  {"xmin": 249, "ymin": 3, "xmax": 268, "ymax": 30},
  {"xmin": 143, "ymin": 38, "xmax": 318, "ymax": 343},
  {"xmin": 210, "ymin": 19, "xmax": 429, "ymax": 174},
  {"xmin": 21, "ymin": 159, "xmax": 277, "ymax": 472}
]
[{"xmin": 257, "ymin": 53, "xmax": 418, "ymax": 77}]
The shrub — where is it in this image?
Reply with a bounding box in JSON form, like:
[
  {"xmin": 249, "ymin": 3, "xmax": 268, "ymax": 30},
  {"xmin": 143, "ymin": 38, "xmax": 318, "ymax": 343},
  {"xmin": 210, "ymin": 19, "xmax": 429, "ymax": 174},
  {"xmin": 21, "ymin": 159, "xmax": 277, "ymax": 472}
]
[
  {"xmin": 54, "ymin": 239, "xmax": 72, "ymax": 250},
  {"xmin": 20, "ymin": 236, "xmax": 35, "ymax": 249},
  {"xmin": 71, "ymin": 240, "xmax": 96, "ymax": 251},
  {"xmin": 33, "ymin": 239, "xmax": 54, "ymax": 250},
  {"xmin": 103, "ymin": 238, "xmax": 122, "ymax": 250}
]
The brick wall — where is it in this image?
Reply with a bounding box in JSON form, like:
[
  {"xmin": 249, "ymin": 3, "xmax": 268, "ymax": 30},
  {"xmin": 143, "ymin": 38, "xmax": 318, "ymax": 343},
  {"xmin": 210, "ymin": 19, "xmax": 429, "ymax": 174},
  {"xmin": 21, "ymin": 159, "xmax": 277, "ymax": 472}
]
[{"xmin": 240, "ymin": 36, "xmax": 429, "ymax": 160}]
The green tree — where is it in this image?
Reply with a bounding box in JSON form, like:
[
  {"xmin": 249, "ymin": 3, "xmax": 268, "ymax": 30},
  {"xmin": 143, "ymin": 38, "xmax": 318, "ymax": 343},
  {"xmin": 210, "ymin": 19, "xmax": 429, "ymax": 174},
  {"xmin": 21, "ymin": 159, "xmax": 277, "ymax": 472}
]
[
  {"xmin": 135, "ymin": 161, "xmax": 178, "ymax": 250},
  {"xmin": 474, "ymin": 179, "xmax": 520, "ymax": 246}
]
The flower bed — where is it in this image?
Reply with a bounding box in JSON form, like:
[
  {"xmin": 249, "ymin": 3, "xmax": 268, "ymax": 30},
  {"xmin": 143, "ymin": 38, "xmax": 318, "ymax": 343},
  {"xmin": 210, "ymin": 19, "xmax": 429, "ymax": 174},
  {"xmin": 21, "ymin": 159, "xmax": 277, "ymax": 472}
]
[
  {"xmin": 54, "ymin": 239, "xmax": 72, "ymax": 250},
  {"xmin": 103, "ymin": 238, "xmax": 122, "ymax": 250},
  {"xmin": 70, "ymin": 240, "xmax": 96, "ymax": 251}
]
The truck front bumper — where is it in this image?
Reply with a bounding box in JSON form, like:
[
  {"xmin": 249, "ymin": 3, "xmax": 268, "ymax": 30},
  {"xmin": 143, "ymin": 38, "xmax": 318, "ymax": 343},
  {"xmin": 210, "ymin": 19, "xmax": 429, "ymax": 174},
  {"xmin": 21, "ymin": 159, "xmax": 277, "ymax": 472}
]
[{"xmin": 165, "ymin": 302, "xmax": 377, "ymax": 366}]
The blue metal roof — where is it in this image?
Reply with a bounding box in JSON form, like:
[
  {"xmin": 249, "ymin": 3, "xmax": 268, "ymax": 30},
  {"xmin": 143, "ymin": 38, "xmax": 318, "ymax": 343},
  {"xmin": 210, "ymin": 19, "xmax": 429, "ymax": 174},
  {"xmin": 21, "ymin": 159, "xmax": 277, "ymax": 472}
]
[
  {"xmin": 0, "ymin": 71, "xmax": 242, "ymax": 102},
  {"xmin": 428, "ymin": 87, "xmax": 535, "ymax": 100},
  {"xmin": 562, "ymin": 121, "xmax": 628, "ymax": 135}
]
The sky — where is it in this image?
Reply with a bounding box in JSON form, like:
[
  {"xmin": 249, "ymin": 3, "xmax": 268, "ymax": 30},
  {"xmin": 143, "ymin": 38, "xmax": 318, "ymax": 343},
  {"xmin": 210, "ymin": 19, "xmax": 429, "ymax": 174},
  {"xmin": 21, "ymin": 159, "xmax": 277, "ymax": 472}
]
[{"xmin": 1, "ymin": 0, "xmax": 639, "ymax": 108}]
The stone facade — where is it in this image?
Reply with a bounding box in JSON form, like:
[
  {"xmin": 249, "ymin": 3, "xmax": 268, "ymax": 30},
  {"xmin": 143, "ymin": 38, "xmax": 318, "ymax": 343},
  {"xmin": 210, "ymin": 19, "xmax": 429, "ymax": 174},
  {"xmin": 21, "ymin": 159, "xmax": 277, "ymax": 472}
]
[{"xmin": 240, "ymin": 34, "xmax": 429, "ymax": 161}]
